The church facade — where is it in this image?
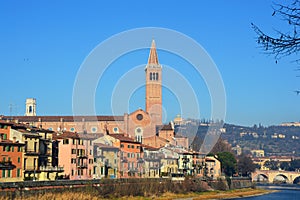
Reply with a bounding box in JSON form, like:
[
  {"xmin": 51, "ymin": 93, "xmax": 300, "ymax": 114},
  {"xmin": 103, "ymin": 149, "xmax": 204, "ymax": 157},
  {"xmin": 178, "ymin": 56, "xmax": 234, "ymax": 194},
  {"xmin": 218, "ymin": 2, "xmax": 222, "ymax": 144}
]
[{"xmin": 2, "ymin": 40, "xmax": 188, "ymax": 149}]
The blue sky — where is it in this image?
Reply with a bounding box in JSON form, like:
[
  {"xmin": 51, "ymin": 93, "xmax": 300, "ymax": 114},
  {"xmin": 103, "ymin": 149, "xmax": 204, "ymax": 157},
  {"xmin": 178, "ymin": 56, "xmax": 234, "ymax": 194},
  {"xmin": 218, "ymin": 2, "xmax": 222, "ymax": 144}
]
[{"xmin": 0, "ymin": 0, "xmax": 299, "ymax": 126}]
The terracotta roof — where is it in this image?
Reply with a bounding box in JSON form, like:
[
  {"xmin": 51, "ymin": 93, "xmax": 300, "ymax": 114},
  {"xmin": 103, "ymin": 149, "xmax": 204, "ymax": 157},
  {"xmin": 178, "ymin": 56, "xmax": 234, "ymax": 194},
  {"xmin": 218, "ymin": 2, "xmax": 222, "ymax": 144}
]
[
  {"xmin": 78, "ymin": 133, "xmax": 103, "ymax": 140},
  {"xmin": 205, "ymin": 158, "xmax": 217, "ymax": 162},
  {"xmin": 3, "ymin": 115, "xmax": 124, "ymax": 122},
  {"xmin": 55, "ymin": 131, "xmax": 80, "ymax": 139},
  {"xmin": 142, "ymin": 144, "xmax": 160, "ymax": 151},
  {"xmin": 147, "ymin": 40, "xmax": 159, "ymax": 65},
  {"xmin": 109, "ymin": 134, "xmax": 139, "ymax": 143},
  {"xmin": 94, "ymin": 143, "xmax": 119, "ymax": 150},
  {"xmin": 0, "ymin": 120, "xmax": 14, "ymax": 126},
  {"xmin": 0, "ymin": 140, "xmax": 25, "ymax": 146},
  {"xmin": 156, "ymin": 123, "xmax": 174, "ymax": 132}
]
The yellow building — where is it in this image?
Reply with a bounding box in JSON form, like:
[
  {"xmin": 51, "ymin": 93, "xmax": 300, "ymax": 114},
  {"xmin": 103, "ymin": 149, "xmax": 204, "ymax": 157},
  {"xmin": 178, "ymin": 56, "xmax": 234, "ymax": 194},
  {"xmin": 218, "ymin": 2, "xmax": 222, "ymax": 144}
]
[
  {"xmin": 205, "ymin": 155, "xmax": 221, "ymax": 180},
  {"xmin": 251, "ymin": 149, "xmax": 265, "ymax": 158},
  {"xmin": 10, "ymin": 124, "xmax": 63, "ymax": 180}
]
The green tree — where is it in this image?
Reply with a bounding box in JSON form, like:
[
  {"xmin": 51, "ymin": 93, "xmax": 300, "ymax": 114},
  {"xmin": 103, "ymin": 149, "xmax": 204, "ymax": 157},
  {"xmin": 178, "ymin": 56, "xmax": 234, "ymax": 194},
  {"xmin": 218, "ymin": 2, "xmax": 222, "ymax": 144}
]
[
  {"xmin": 237, "ymin": 155, "xmax": 256, "ymax": 177},
  {"xmin": 290, "ymin": 159, "xmax": 300, "ymax": 171},
  {"xmin": 280, "ymin": 161, "xmax": 291, "ymax": 171},
  {"xmin": 216, "ymin": 152, "xmax": 237, "ymax": 177},
  {"xmin": 264, "ymin": 160, "xmax": 279, "ymax": 170}
]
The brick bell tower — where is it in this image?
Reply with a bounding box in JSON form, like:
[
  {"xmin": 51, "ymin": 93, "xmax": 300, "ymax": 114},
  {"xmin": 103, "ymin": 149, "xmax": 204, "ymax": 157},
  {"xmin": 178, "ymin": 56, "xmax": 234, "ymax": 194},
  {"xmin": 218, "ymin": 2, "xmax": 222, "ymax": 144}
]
[{"xmin": 145, "ymin": 40, "xmax": 162, "ymax": 125}]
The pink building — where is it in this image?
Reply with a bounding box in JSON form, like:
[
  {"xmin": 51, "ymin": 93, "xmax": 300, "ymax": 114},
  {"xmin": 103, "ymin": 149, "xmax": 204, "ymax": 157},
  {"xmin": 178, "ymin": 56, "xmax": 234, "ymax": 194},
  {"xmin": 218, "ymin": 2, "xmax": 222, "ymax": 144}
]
[{"xmin": 54, "ymin": 132, "xmax": 98, "ymax": 180}]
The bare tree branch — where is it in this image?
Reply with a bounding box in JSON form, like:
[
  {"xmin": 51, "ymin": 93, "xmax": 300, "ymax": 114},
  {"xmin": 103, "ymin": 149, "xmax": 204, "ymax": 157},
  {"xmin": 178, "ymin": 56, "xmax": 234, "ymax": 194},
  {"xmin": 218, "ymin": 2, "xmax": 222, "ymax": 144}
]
[{"xmin": 252, "ymin": 0, "xmax": 300, "ymax": 62}]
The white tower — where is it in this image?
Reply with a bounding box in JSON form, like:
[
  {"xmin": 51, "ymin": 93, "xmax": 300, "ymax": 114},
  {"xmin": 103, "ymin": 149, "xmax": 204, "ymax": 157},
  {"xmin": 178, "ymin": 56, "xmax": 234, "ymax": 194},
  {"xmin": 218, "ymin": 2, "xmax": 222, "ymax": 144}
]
[{"xmin": 25, "ymin": 98, "xmax": 36, "ymax": 116}]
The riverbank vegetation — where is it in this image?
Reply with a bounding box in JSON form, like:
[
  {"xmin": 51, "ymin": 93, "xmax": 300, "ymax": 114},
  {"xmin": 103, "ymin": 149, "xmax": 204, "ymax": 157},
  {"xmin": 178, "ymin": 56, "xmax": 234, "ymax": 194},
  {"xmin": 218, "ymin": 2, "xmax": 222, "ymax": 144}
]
[{"xmin": 0, "ymin": 188, "xmax": 276, "ymax": 200}]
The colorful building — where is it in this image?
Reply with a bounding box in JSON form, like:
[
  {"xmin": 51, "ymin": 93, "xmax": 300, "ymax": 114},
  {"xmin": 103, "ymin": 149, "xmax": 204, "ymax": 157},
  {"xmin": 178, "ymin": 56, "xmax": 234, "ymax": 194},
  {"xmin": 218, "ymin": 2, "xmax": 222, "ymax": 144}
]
[
  {"xmin": 0, "ymin": 121, "xmax": 24, "ymax": 182},
  {"xmin": 93, "ymin": 143, "xmax": 119, "ymax": 179},
  {"xmin": 54, "ymin": 132, "xmax": 92, "ymax": 180}
]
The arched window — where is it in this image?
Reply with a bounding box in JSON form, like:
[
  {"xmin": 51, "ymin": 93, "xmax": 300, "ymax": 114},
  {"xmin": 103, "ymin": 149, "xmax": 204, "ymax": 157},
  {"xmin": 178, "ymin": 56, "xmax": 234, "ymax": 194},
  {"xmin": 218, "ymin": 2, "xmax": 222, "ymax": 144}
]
[
  {"xmin": 150, "ymin": 72, "xmax": 152, "ymax": 80},
  {"xmin": 156, "ymin": 73, "xmax": 159, "ymax": 80}
]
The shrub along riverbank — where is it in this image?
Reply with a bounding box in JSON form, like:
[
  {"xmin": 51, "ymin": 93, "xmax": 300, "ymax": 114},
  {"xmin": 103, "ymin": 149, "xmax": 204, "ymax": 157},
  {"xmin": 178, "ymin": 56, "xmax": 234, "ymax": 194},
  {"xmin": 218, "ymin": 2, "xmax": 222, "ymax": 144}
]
[{"xmin": 0, "ymin": 178, "xmax": 255, "ymax": 199}]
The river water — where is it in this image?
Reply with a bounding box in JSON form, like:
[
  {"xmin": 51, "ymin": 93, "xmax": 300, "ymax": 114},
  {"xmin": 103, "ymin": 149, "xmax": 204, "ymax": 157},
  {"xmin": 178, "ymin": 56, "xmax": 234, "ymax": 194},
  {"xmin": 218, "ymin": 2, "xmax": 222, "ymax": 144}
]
[{"xmin": 228, "ymin": 184, "xmax": 300, "ymax": 200}]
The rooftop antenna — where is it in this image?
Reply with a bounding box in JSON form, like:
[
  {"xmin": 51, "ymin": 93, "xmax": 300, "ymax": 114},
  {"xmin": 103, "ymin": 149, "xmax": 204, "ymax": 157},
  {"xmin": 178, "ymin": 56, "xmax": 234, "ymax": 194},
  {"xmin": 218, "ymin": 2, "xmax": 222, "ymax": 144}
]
[
  {"xmin": 9, "ymin": 103, "xmax": 13, "ymax": 121},
  {"xmin": 9, "ymin": 103, "xmax": 18, "ymax": 121}
]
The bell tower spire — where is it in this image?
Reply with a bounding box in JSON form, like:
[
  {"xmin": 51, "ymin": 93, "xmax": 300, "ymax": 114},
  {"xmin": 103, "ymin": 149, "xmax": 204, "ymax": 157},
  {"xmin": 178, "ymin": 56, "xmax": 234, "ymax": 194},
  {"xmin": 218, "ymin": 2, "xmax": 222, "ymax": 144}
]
[
  {"xmin": 147, "ymin": 40, "xmax": 159, "ymax": 65},
  {"xmin": 145, "ymin": 40, "xmax": 162, "ymax": 125}
]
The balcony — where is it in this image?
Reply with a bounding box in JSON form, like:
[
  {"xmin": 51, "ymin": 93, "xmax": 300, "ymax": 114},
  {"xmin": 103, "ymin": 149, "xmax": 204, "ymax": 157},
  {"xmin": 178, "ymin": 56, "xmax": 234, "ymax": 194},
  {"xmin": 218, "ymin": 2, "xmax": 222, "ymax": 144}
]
[
  {"xmin": 128, "ymin": 168, "xmax": 139, "ymax": 173},
  {"xmin": 77, "ymin": 154, "xmax": 88, "ymax": 159},
  {"xmin": 25, "ymin": 150, "xmax": 40, "ymax": 156},
  {"xmin": 0, "ymin": 161, "xmax": 16, "ymax": 170},
  {"xmin": 24, "ymin": 167, "xmax": 40, "ymax": 173},
  {"xmin": 39, "ymin": 165, "xmax": 64, "ymax": 172},
  {"xmin": 77, "ymin": 164, "xmax": 88, "ymax": 169}
]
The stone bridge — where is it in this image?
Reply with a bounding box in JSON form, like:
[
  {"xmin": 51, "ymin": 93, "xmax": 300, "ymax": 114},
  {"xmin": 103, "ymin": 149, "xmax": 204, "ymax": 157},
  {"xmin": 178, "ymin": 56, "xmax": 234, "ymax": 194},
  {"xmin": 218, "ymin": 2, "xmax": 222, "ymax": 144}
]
[{"xmin": 252, "ymin": 170, "xmax": 300, "ymax": 184}]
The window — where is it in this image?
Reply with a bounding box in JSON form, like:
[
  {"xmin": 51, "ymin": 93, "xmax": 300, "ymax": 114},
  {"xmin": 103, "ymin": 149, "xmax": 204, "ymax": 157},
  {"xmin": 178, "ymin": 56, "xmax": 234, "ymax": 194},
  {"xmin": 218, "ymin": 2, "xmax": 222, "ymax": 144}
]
[
  {"xmin": 91, "ymin": 127, "xmax": 97, "ymax": 133},
  {"xmin": 63, "ymin": 139, "xmax": 69, "ymax": 144},
  {"xmin": 127, "ymin": 153, "xmax": 130, "ymax": 158},
  {"xmin": 150, "ymin": 72, "xmax": 153, "ymax": 80},
  {"xmin": 90, "ymin": 150, "xmax": 92, "ymax": 155},
  {"xmin": 89, "ymin": 159, "xmax": 93, "ymax": 164},
  {"xmin": 72, "ymin": 139, "xmax": 76, "ymax": 145},
  {"xmin": 136, "ymin": 114, "xmax": 143, "ymax": 121},
  {"xmin": 120, "ymin": 144, "xmax": 124, "ymax": 148},
  {"xmin": 11, "ymin": 147, "xmax": 14, "ymax": 152},
  {"xmin": 17, "ymin": 169, "xmax": 21, "ymax": 177},
  {"xmin": 3, "ymin": 134, "xmax": 7, "ymax": 140},
  {"xmin": 2, "ymin": 170, "xmax": 5, "ymax": 178},
  {"xmin": 71, "ymin": 149, "xmax": 76, "ymax": 154},
  {"xmin": 128, "ymin": 145, "xmax": 130, "ymax": 148},
  {"xmin": 71, "ymin": 169, "xmax": 74, "ymax": 176},
  {"xmin": 18, "ymin": 146, "xmax": 22, "ymax": 152},
  {"xmin": 156, "ymin": 73, "xmax": 159, "ymax": 80},
  {"xmin": 7, "ymin": 170, "xmax": 11, "ymax": 178},
  {"xmin": 71, "ymin": 158, "xmax": 76, "ymax": 164},
  {"xmin": 136, "ymin": 146, "xmax": 140, "ymax": 149},
  {"xmin": 113, "ymin": 127, "xmax": 119, "ymax": 133},
  {"xmin": 18, "ymin": 157, "xmax": 20, "ymax": 163},
  {"xmin": 131, "ymin": 145, "xmax": 134, "ymax": 148}
]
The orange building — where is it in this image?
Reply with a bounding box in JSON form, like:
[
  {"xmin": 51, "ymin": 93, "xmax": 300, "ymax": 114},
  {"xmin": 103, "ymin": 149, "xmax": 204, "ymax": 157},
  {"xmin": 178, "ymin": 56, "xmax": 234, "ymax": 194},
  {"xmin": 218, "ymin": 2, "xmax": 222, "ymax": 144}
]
[
  {"xmin": 0, "ymin": 121, "xmax": 24, "ymax": 182},
  {"xmin": 109, "ymin": 134, "xmax": 143, "ymax": 178}
]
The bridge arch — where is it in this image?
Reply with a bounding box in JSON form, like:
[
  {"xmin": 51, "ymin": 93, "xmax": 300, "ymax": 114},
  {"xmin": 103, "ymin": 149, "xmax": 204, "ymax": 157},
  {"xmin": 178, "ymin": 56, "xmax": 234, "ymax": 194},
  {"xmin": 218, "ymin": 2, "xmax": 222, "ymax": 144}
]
[
  {"xmin": 273, "ymin": 174, "xmax": 289, "ymax": 183},
  {"xmin": 293, "ymin": 176, "xmax": 300, "ymax": 184},
  {"xmin": 253, "ymin": 174, "xmax": 268, "ymax": 182}
]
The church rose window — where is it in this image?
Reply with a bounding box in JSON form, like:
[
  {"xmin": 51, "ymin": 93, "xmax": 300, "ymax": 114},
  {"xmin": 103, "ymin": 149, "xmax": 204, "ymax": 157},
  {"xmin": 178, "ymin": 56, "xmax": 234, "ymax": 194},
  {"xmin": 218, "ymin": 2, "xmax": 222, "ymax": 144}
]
[{"xmin": 136, "ymin": 114, "xmax": 143, "ymax": 121}]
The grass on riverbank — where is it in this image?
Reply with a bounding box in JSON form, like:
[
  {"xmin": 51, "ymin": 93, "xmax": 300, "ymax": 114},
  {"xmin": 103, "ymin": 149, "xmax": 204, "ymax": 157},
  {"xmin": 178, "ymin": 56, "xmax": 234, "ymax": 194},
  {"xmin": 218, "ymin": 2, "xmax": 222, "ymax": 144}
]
[{"xmin": 0, "ymin": 188, "xmax": 276, "ymax": 200}]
